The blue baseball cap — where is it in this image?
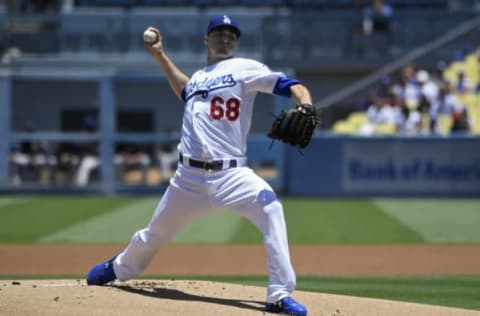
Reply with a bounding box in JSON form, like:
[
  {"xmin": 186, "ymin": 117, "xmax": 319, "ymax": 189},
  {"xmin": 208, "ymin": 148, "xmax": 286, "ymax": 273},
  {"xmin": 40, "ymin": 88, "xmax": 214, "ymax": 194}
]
[{"xmin": 206, "ymin": 15, "xmax": 241, "ymax": 38}]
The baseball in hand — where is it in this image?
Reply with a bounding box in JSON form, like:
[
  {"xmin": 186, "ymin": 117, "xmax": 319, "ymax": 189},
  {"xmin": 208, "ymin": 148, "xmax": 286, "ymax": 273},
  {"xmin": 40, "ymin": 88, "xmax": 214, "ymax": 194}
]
[{"xmin": 143, "ymin": 30, "xmax": 158, "ymax": 44}]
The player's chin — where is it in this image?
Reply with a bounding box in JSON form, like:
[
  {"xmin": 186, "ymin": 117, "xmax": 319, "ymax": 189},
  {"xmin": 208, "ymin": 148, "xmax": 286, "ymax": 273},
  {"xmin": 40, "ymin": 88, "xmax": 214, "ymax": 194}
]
[
  {"xmin": 213, "ymin": 46, "xmax": 235, "ymax": 57},
  {"xmin": 214, "ymin": 51, "xmax": 235, "ymax": 60}
]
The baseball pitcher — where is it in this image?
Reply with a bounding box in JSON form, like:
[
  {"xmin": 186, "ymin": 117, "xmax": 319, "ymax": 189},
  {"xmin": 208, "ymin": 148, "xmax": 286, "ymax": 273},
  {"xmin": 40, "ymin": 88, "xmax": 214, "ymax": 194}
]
[{"xmin": 86, "ymin": 15, "xmax": 316, "ymax": 316}]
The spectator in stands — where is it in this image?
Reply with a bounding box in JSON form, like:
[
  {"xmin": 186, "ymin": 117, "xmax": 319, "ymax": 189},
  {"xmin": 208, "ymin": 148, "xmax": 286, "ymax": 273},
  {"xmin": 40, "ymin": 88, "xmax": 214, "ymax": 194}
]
[
  {"xmin": 367, "ymin": 94, "xmax": 401, "ymax": 125},
  {"xmin": 435, "ymin": 60, "xmax": 448, "ymax": 80},
  {"xmin": 362, "ymin": 0, "xmax": 393, "ymax": 35},
  {"xmin": 355, "ymin": 0, "xmax": 393, "ymax": 57},
  {"xmin": 416, "ymin": 69, "xmax": 439, "ymax": 113},
  {"xmin": 454, "ymin": 70, "xmax": 475, "ymax": 94},
  {"xmin": 20, "ymin": 0, "xmax": 59, "ymax": 13},
  {"xmin": 359, "ymin": 90, "xmax": 402, "ymax": 135},
  {"xmin": 9, "ymin": 125, "xmax": 52, "ymax": 185},
  {"xmin": 429, "ymin": 82, "xmax": 470, "ymax": 134},
  {"xmin": 393, "ymin": 63, "xmax": 421, "ymax": 111},
  {"xmin": 54, "ymin": 141, "xmax": 79, "ymax": 185},
  {"xmin": 75, "ymin": 115, "xmax": 99, "ymax": 187},
  {"xmin": 1, "ymin": 1, "xmax": 22, "ymax": 65},
  {"xmin": 379, "ymin": 76, "xmax": 401, "ymax": 107},
  {"xmin": 451, "ymin": 107, "xmax": 471, "ymax": 133},
  {"xmin": 157, "ymin": 128, "xmax": 179, "ymax": 182},
  {"xmin": 115, "ymin": 143, "xmax": 151, "ymax": 185},
  {"xmin": 399, "ymin": 103, "xmax": 422, "ymax": 135}
]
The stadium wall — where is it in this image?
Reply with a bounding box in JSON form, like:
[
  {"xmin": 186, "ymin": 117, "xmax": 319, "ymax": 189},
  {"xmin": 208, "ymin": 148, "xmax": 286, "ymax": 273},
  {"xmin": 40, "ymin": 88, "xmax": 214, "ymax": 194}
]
[{"xmin": 285, "ymin": 136, "xmax": 480, "ymax": 197}]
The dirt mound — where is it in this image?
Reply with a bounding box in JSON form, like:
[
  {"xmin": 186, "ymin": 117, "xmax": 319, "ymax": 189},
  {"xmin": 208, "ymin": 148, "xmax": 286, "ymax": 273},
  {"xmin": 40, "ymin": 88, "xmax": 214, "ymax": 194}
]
[{"xmin": 0, "ymin": 280, "xmax": 477, "ymax": 316}]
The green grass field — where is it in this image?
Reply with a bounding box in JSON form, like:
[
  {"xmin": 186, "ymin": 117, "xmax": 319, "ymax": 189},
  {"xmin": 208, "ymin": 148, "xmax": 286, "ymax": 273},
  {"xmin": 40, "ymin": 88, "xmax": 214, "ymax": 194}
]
[
  {"xmin": 1, "ymin": 196, "xmax": 480, "ymax": 310},
  {"xmin": 1, "ymin": 196, "xmax": 480, "ymax": 244}
]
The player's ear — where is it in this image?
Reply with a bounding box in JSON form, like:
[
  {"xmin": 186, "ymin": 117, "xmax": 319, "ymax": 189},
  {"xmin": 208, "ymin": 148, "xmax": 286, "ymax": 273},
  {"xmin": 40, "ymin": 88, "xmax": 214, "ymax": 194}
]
[{"xmin": 204, "ymin": 35, "xmax": 208, "ymax": 46}]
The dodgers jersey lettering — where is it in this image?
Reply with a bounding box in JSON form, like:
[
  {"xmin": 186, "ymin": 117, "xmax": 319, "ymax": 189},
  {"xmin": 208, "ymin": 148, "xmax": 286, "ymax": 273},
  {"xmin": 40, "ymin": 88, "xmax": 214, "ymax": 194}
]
[{"xmin": 180, "ymin": 58, "xmax": 285, "ymax": 160}]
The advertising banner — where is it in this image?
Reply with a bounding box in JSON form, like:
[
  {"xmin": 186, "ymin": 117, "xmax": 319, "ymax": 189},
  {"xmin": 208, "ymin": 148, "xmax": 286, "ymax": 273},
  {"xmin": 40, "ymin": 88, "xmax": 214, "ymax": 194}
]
[{"xmin": 287, "ymin": 136, "xmax": 480, "ymax": 197}]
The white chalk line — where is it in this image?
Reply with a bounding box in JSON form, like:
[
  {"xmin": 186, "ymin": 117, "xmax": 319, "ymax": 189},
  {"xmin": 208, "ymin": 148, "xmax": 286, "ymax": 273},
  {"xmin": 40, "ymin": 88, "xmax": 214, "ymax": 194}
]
[{"xmin": 34, "ymin": 283, "xmax": 84, "ymax": 287}]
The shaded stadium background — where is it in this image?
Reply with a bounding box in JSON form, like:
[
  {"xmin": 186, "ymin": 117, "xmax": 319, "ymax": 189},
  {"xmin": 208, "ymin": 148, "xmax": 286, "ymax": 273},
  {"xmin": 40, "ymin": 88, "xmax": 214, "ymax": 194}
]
[{"xmin": 0, "ymin": 0, "xmax": 479, "ymax": 196}]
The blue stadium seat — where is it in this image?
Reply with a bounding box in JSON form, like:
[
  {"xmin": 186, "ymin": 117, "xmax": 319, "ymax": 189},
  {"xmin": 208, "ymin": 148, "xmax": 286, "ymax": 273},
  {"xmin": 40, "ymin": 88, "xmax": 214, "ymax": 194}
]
[
  {"xmin": 391, "ymin": 0, "xmax": 448, "ymax": 9},
  {"xmin": 139, "ymin": 0, "xmax": 191, "ymax": 5},
  {"xmin": 262, "ymin": 17, "xmax": 304, "ymax": 61},
  {"xmin": 78, "ymin": 0, "xmax": 138, "ymax": 7},
  {"xmin": 306, "ymin": 15, "xmax": 349, "ymax": 58},
  {"xmin": 239, "ymin": 0, "xmax": 285, "ymax": 6},
  {"xmin": 389, "ymin": 12, "xmax": 435, "ymax": 51},
  {"xmin": 192, "ymin": 0, "xmax": 244, "ymax": 6},
  {"xmin": 432, "ymin": 12, "xmax": 474, "ymax": 34},
  {"xmin": 59, "ymin": 8, "xmax": 126, "ymax": 52},
  {"xmin": 289, "ymin": 0, "xmax": 335, "ymax": 9}
]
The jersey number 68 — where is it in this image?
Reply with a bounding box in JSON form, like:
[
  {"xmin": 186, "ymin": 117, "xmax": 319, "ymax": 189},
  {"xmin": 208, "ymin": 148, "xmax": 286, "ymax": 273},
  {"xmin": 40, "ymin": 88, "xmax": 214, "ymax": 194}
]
[{"xmin": 210, "ymin": 96, "xmax": 240, "ymax": 121}]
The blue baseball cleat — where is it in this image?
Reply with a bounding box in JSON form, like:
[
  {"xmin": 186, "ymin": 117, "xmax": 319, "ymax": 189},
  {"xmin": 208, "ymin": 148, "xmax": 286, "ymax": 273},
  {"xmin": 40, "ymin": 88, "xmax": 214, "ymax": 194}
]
[
  {"xmin": 266, "ymin": 296, "xmax": 308, "ymax": 316},
  {"xmin": 86, "ymin": 256, "xmax": 117, "ymax": 285}
]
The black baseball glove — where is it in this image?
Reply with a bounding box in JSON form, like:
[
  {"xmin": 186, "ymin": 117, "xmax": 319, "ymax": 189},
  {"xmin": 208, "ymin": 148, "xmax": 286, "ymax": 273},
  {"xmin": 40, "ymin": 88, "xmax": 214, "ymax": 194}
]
[{"xmin": 268, "ymin": 104, "xmax": 317, "ymax": 149}]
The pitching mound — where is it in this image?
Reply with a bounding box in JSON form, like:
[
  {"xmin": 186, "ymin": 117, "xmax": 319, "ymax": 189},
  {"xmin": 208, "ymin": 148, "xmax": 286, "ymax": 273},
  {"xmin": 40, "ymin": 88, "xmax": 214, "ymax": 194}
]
[{"xmin": 1, "ymin": 280, "xmax": 477, "ymax": 316}]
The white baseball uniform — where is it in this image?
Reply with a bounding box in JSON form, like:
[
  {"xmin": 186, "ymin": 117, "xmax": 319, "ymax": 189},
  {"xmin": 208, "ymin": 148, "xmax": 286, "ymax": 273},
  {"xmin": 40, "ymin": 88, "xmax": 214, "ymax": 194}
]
[{"xmin": 113, "ymin": 57, "xmax": 296, "ymax": 303}]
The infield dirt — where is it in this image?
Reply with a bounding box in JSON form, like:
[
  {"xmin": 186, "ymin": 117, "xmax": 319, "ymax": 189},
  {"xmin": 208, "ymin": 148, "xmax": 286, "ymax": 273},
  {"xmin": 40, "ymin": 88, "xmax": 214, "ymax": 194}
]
[
  {"xmin": 1, "ymin": 244, "xmax": 480, "ymax": 315},
  {"xmin": 1, "ymin": 279, "xmax": 479, "ymax": 316},
  {"xmin": 1, "ymin": 244, "xmax": 480, "ymax": 275}
]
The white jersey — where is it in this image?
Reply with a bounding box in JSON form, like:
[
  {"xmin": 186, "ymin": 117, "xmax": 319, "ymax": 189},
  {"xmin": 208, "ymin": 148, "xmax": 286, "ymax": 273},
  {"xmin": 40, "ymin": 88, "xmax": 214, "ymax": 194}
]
[
  {"xmin": 179, "ymin": 57, "xmax": 285, "ymax": 161},
  {"xmin": 99, "ymin": 60, "xmax": 298, "ymax": 306}
]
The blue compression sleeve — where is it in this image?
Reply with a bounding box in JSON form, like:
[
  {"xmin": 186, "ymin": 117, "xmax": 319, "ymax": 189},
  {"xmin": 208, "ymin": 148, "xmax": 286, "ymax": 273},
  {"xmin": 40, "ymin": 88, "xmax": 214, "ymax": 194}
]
[{"xmin": 273, "ymin": 76, "xmax": 300, "ymax": 97}]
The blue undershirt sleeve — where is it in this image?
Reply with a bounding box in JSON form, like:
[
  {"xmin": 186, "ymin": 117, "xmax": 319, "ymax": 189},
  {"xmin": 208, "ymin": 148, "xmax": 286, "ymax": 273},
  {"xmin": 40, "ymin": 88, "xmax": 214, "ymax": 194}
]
[
  {"xmin": 273, "ymin": 76, "xmax": 300, "ymax": 97},
  {"xmin": 181, "ymin": 87, "xmax": 186, "ymax": 102}
]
